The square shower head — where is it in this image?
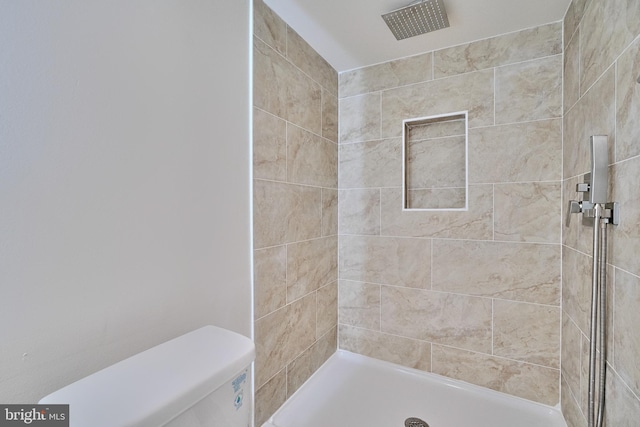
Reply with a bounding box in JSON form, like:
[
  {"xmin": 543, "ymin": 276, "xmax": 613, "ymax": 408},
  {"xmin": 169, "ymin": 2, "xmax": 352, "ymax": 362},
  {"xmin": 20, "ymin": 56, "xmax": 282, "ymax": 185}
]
[{"xmin": 382, "ymin": 0, "xmax": 450, "ymax": 40}]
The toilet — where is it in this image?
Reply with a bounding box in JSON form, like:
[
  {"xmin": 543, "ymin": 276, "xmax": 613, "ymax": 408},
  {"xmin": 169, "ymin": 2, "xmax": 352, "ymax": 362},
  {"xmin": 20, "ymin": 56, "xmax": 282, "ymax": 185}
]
[{"xmin": 39, "ymin": 326, "xmax": 255, "ymax": 427}]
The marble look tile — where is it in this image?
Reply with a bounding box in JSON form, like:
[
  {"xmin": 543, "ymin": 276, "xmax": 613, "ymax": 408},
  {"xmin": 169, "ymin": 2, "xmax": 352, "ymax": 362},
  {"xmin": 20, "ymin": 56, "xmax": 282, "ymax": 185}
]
[
  {"xmin": 381, "ymin": 69, "xmax": 494, "ymax": 138},
  {"xmin": 494, "ymin": 182, "xmax": 562, "ymax": 243},
  {"xmin": 339, "ymin": 93, "xmax": 381, "ymax": 143},
  {"xmin": 406, "ymin": 135, "xmax": 466, "ymax": 189},
  {"xmin": 286, "ymin": 328, "xmax": 336, "ymax": 398},
  {"xmin": 254, "ymin": 369, "xmax": 286, "ymax": 427},
  {"xmin": 254, "ymin": 37, "xmax": 322, "ymax": 134},
  {"xmin": 339, "ymin": 138, "xmax": 402, "ymax": 189},
  {"xmin": 339, "ymin": 53, "xmax": 433, "ymax": 98},
  {"xmin": 322, "ymin": 89, "xmax": 338, "ymax": 143},
  {"xmin": 287, "ymin": 236, "xmax": 337, "ymax": 302},
  {"xmin": 317, "ymin": 282, "xmax": 338, "ymax": 337},
  {"xmin": 253, "ymin": 180, "xmax": 322, "ymax": 249},
  {"xmin": 381, "ymin": 286, "xmax": 492, "ymax": 353},
  {"xmin": 603, "ymin": 369, "xmax": 640, "ymax": 427},
  {"xmin": 380, "ymin": 185, "xmax": 493, "ymax": 240},
  {"xmin": 493, "ymin": 300, "xmax": 560, "ymax": 368},
  {"xmin": 469, "ymin": 119, "xmax": 562, "ymax": 184},
  {"xmin": 563, "ymin": 0, "xmax": 589, "ymax": 49},
  {"xmin": 611, "ymin": 157, "xmax": 640, "ymax": 278},
  {"xmin": 432, "ymin": 240, "xmax": 561, "ymax": 305},
  {"xmin": 286, "ymin": 26, "xmax": 337, "ymax": 95},
  {"xmin": 563, "ymin": 67, "xmax": 615, "ymax": 179},
  {"xmin": 338, "ymin": 189, "xmax": 381, "ymax": 235},
  {"xmin": 432, "ymin": 345, "xmax": 560, "ymax": 405},
  {"xmin": 562, "ymin": 313, "xmax": 583, "ymax": 406},
  {"xmin": 254, "ymin": 246, "xmax": 287, "ymax": 319},
  {"xmin": 580, "ymin": 0, "xmax": 640, "ymax": 94},
  {"xmin": 562, "ymin": 247, "xmax": 592, "ymax": 334},
  {"xmin": 564, "ymin": 28, "xmax": 581, "ymax": 114},
  {"xmin": 338, "ymin": 325, "xmax": 431, "ymax": 371},
  {"xmin": 495, "ymin": 55, "xmax": 563, "ymax": 124},
  {"xmin": 616, "ymin": 36, "xmax": 640, "ymax": 162},
  {"xmin": 434, "ymin": 22, "xmax": 562, "ymax": 78},
  {"xmin": 253, "ymin": 0, "xmax": 286, "ymax": 55},
  {"xmin": 407, "ymin": 116, "xmax": 465, "ymax": 140},
  {"xmin": 338, "ymin": 280, "xmax": 381, "ymax": 330},
  {"xmin": 287, "ymin": 124, "xmax": 337, "ymax": 188},
  {"xmin": 339, "ymin": 235, "xmax": 431, "ymax": 289},
  {"xmin": 613, "ymin": 269, "xmax": 640, "ymax": 397},
  {"xmin": 322, "ymin": 188, "xmax": 338, "ymax": 237},
  {"xmin": 407, "ymin": 188, "xmax": 466, "ymax": 210},
  {"xmin": 253, "ymin": 107, "xmax": 286, "ymax": 181},
  {"xmin": 254, "ymin": 293, "xmax": 317, "ymax": 388},
  {"xmin": 561, "ymin": 377, "xmax": 588, "ymax": 427}
]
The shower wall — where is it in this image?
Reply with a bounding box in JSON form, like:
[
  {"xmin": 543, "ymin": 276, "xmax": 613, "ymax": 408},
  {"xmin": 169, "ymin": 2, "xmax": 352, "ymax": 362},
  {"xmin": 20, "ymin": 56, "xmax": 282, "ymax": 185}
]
[
  {"xmin": 252, "ymin": 0, "xmax": 339, "ymax": 424},
  {"xmin": 561, "ymin": 0, "xmax": 640, "ymax": 425},
  {"xmin": 338, "ymin": 23, "xmax": 564, "ymax": 405}
]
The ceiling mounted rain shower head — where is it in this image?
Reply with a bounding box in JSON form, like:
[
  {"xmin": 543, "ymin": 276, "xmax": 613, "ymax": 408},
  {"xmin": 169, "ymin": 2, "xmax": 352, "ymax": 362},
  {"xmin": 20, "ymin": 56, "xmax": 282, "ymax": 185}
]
[{"xmin": 382, "ymin": 0, "xmax": 450, "ymax": 40}]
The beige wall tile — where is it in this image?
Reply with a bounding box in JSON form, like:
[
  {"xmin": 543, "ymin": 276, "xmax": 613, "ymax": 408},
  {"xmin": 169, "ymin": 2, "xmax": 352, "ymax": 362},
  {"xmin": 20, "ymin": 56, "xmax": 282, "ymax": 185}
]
[
  {"xmin": 317, "ymin": 282, "xmax": 338, "ymax": 337},
  {"xmin": 564, "ymin": 29, "xmax": 581, "ymax": 114},
  {"xmin": 563, "ymin": 67, "xmax": 615, "ymax": 179},
  {"xmin": 322, "ymin": 89, "xmax": 338, "ymax": 143},
  {"xmin": 433, "ymin": 240, "xmax": 561, "ymax": 305},
  {"xmin": 254, "ymin": 293, "xmax": 317, "ymax": 388},
  {"xmin": 253, "ymin": 107, "xmax": 286, "ymax": 181},
  {"xmin": 381, "ymin": 286, "xmax": 492, "ymax": 353},
  {"xmin": 339, "ymin": 93, "xmax": 381, "ymax": 143},
  {"xmin": 254, "ymin": 37, "xmax": 322, "ymax": 134},
  {"xmin": 339, "ymin": 325, "xmax": 431, "ymax": 371},
  {"xmin": 562, "ymin": 247, "xmax": 592, "ymax": 334},
  {"xmin": 322, "ymin": 188, "xmax": 338, "ymax": 237},
  {"xmin": 339, "ymin": 53, "xmax": 433, "ymax": 98},
  {"xmin": 254, "ymin": 245, "xmax": 287, "ymax": 319},
  {"xmin": 494, "ymin": 182, "xmax": 562, "ymax": 243},
  {"xmin": 338, "ymin": 280, "xmax": 381, "ymax": 330},
  {"xmin": 613, "ymin": 269, "xmax": 640, "ymax": 397},
  {"xmin": 339, "ymin": 138, "xmax": 402, "ymax": 189},
  {"xmin": 338, "ymin": 189, "xmax": 381, "ymax": 235},
  {"xmin": 381, "ymin": 70, "xmax": 494, "ymax": 137},
  {"xmin": 255, "ymin": 369, "xmax": 287, "ymax": 427},
  {"xmin": 495, "ymin": 55, "xmax": 563, "ymax": 124},
  {"xmin": 493, "ymin": 300, "xmax": 560, "ymax": 368},
  {"xmin": 616, "ymin": 36, "xmax": 640, "ymax": 162},
  {"xmin": 580, "ymin": 0, "xmax": 640, "ymax": 94},
  {"xmin": 339, "ymin": 235, "xmax": 431, "ymax": 288},
  {"xmin": 287, "ymin": 236, "xmax": 337, "ymax": 302},
  {"xmin": 286, "ymin": 26, "xmax": 337, "ymax": 95},
  {"xmin": 380, "ymin": 185, "xmax": 493, "ymax": 240},
  {"xmin": 561, "ymin": 377, "xmax": 588, "ymax": 427},
  {"xmin": 611, "ymin": 157, "xmax": 640, "ymax": 278},
  {"xmin": 253, "ymin": 180, "xmax": 322, "ymax": 248},
  {"xmin": 432, "ymin": 345, "xmax": 560, "ymax": 405},
  {"xmin": 434, "ymin": 22, "xmax": 562, "ymax": 78},
  {"xmin": 469, "ymin": 119, "xmax": 562, "ymax": 184},
  {"xmin": 287, "ymin": 124, "xmax": 337, "ymax": 187},
  {"xmin": 562, "ymin": 313, "xmax": 583, "ymax": 406},
  {"xmin": 254, "ymin": 0, "xmax": 286, "ymax": 55},
  {"xmin": 603, "ymin": 369, "xmax": 640, "ymax": 427},
  {"xmin": 406, "ymin": 135, "xmax": 466, "ymax": 189},
  {"xmin": 286, "ymin": 327, "xmax": 337, "ymax": 398}
]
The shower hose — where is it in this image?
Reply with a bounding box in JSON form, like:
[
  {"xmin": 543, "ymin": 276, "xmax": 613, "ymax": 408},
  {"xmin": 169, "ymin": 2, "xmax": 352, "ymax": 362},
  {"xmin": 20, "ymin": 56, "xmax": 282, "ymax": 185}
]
[{"xmin": 588, "ymin": 204, "xmax": 608, "ymax": 427}]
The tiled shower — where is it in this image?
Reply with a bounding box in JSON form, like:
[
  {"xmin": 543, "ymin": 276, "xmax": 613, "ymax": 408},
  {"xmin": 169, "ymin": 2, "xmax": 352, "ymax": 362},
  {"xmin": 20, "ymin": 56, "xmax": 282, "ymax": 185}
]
[{"xmin": 253, "ymin": 0, "xmax": 640, "ymax": 425}]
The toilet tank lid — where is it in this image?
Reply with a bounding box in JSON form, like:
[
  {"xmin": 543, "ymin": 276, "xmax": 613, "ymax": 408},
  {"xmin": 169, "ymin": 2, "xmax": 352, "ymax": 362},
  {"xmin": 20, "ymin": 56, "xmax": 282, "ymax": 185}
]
[{"xmin": 39, "ymin": 325, "xmax": 255, "ymax": 427}]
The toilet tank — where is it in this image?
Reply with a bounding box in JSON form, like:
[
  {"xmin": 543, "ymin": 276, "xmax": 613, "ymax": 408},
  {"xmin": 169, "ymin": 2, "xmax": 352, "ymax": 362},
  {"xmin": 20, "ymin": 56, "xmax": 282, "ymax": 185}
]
[{"xmin": 39, "ymin": 326, "xmax": 255, "ymax": 427}]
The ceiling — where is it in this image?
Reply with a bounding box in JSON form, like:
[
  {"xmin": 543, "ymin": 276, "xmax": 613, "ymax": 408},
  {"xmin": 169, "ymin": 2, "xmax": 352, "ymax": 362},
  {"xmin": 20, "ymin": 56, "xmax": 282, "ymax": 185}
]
[{"xmin": 263, "ymin": 0, "xmax": 572, "ymax": 72}]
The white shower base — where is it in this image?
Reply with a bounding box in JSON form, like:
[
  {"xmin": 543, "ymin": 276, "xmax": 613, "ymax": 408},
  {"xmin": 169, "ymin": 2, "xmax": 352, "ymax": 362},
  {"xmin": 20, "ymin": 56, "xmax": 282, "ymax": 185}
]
[{"xmin": 262, "ymin": 350, "xmax": 567, "ymax": 427}]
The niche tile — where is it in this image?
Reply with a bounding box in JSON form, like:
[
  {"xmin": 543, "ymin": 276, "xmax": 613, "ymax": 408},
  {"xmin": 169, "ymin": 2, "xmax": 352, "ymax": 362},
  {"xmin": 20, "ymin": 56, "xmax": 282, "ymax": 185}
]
[{"xmin": 616, "ymin": 36, "xmax": 640, "ymax": 162}]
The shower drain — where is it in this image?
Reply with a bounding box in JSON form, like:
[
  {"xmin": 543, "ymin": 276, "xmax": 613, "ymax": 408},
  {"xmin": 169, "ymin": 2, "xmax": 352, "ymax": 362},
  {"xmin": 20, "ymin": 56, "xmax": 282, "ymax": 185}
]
[{"xmin": 405, "ymin": 417, "xmax": 429, "ymax": 427}]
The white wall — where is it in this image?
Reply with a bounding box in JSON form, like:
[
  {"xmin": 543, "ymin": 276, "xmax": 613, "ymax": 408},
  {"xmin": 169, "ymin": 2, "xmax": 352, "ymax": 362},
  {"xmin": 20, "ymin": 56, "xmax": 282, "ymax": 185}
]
[{"xmin": 0, "ymin": 0, "xmax": 252, "ymax": 402}]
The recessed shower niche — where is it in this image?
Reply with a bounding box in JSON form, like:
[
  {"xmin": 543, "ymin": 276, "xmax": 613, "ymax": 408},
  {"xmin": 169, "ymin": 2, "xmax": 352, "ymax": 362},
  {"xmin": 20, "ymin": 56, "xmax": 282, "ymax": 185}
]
[{"xmin": 402, "ymin": 111, "xmax": 468, "ymax": 211}]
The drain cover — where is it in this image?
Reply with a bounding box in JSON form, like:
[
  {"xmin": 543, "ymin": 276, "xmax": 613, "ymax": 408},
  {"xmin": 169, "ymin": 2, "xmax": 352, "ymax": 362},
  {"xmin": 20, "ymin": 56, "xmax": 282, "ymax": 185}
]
[{"xmin": 405, "ymin": 417, "xmax": 429, "ymax": 427}]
